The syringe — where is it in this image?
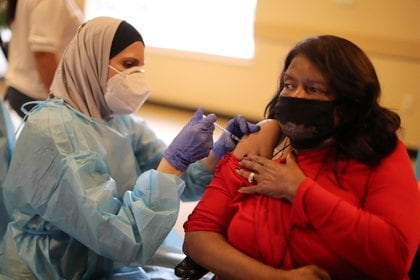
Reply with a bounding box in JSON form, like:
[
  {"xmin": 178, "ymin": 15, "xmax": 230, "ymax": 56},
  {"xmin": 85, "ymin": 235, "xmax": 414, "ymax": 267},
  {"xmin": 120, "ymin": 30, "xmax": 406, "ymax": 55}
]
[{"xmin": 203, "ymin": 115, "xmax": 241, "ymax": 142}]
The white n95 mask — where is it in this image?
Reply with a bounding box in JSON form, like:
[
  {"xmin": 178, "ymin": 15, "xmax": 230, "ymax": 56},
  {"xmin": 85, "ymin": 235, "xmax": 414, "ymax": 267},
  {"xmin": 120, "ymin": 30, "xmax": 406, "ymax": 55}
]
[{"xmin": 105, "ymin": 65, "xmax": 151, "ymax": 115}]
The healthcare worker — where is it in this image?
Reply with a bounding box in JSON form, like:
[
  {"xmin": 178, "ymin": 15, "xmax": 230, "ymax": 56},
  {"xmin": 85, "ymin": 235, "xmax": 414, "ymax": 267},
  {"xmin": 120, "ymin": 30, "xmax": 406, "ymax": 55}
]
[{"xmin": 0, "ymin": 17, "xmax": 258, "ymax": 279}]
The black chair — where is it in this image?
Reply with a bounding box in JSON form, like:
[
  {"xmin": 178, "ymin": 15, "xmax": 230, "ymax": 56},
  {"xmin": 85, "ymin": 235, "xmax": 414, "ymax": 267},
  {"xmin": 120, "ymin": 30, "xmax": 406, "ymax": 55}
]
[
  {"xmin": 174, "ymin": 256, "xmax": 209, "ymax": 280},
  {"xmin": 409, "ymin": 245, "xmax": 420, "ymax": 280},
  {"xmin": 0, "ymin": 35, "xmax": 8, "ymax": 60},
  {"xmin": 176, "ymin": 247, "xmax": 420, "ymax": 280}
]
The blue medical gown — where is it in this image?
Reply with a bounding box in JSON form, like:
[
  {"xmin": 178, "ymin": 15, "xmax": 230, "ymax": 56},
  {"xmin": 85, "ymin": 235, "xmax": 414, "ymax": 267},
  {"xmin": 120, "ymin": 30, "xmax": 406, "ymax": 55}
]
[
  {"xmin": 0, "ymin": 100, "xmax": 213, "ymax": 279},
  {"xmin": 0, "ymin": 100, "xmax": 15, "ymax": 239}
]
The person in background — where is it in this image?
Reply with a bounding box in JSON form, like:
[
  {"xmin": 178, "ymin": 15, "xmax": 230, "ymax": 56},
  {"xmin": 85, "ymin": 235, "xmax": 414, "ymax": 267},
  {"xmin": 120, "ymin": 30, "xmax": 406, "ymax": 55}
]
[
  {"xmin": 3, "ymin": 0, "xmax": 83, "ymax": 118},
  {"xmin": 183, "ymin": 35, "xmax": 420, "ymax": 280},
  {"xmin": 0, "ymin": 16, "xmax": 259, "ymax": 279}
]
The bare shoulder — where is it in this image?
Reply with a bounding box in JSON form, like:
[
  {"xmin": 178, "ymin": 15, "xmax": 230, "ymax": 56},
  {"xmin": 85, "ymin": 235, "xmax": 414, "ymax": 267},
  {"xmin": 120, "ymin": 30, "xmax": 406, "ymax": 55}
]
[{"xmin": 233, "ymin": 119, "xmax": 282, "ymax": 159}]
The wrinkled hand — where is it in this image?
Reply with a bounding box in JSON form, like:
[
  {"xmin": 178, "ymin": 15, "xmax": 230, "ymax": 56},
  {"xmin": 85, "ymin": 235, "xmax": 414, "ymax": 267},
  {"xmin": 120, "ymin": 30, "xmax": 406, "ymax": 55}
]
[
  {"xmin": 281, "ymin": 265, "xmax": 331, "ymax": 280},
  {"xmin": 163, "ymin": 108, "xmax": 216, "ymax": 171},
  {"xmin": 213, "ymin": 115, "xmax": 260, "ymax": 160},
  {"xmin": 236, "ymin": 152, "xmax": 306, "ymax": 202}
]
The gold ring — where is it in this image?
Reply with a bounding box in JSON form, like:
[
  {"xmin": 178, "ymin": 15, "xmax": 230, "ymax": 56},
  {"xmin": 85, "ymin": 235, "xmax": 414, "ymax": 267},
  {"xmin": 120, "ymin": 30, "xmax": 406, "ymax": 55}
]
[{"xmin": 247, "ymin": 172, "xmax": 255, "ymax": 184}]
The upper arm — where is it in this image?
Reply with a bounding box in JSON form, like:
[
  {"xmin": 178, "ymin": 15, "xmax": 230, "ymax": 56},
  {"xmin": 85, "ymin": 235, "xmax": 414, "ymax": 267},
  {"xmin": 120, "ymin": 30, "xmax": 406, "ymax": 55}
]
[{"xmin": 233, "ymin": 119, "xmax": 282, "ymax": 159}]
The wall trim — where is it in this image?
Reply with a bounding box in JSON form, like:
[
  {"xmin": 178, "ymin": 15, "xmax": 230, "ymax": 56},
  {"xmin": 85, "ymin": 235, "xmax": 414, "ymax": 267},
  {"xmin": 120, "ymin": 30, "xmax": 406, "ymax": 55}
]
[{"xmin": 254, "ymin": 22, "xmax": 420, "ymax": 62}]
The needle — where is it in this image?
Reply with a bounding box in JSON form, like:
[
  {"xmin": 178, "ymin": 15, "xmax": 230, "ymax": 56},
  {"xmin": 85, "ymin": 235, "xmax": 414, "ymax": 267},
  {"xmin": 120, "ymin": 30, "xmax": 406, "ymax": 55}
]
[{"xmin": 203, "ymin": 115, "xmax": 241, "ymax": 142}]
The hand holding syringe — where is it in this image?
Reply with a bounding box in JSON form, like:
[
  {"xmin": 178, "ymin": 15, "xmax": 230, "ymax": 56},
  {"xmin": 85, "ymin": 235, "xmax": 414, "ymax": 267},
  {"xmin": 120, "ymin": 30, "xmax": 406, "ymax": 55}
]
[
  {"xmin": 202, "ymin": 112, "xmax": 260, "ymax": 160},
  {"xmin": 163, "ymin": 108, "xmax": 258, "ymax": 170},
  {"xmin": 203, "ymin": 115, "xmax": 240, "ymax": 142}
]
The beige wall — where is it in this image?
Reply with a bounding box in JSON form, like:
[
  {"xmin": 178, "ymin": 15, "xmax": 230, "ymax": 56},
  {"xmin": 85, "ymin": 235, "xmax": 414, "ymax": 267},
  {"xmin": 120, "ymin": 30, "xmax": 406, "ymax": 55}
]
[
  {"xmin": 74, "ymin": 0, "xmax": 84, "ymax": 10},
  {"xmin": 78, "ymin": 0, "xmax": 420, "ymax": 148}
]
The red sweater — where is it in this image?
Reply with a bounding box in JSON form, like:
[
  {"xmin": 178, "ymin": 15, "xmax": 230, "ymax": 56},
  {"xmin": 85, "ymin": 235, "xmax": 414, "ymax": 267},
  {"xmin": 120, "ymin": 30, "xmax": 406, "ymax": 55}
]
[{"xmin": 184, "ymin": 140, "xmax": 420, "ymax": 279}]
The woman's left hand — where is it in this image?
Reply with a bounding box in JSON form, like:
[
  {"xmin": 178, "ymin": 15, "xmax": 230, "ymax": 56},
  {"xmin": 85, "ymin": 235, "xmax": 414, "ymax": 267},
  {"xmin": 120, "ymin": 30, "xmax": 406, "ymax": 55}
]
[{"xmin": 236, "ymin": 152, "xmax": 306, "ymax": 202}]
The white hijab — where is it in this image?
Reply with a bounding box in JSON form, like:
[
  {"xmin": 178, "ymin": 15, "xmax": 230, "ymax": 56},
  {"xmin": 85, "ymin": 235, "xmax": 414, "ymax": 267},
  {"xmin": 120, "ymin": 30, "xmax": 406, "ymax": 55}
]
[{"xmin": 50, "ymin": 16, "xmax": 122, "ymax": 119}]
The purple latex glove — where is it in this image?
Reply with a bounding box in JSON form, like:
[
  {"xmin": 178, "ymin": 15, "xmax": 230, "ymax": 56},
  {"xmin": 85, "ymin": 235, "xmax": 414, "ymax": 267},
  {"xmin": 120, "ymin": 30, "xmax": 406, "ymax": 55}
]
[
  {"xmin": 213, "ymin": 115, "xmax": 260, "ymax": 160},
  {"xmin": 163, "ymin": 108, "xmax": 216, "ymax": 171}
]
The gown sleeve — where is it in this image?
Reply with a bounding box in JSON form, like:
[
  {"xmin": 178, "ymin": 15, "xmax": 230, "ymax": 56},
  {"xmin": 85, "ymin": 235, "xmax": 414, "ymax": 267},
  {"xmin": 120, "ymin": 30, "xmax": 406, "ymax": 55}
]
[
  {"xmin": 3, "ymin": 108, "xmax": 184, "ymax": 266},
  {"xmin": 180, "ymin": 159, "xmax": 214, "ymax": 201},
  {"xmin": 122, "ymin": 114, "xmax": 213, "ymax": 202}
]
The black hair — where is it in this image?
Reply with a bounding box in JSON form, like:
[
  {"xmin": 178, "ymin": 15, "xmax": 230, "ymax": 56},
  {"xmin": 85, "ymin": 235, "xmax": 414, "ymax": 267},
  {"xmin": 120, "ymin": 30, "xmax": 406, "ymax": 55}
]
[
  {"xmin": 265, "ymin": 35, "xmax": 400, "ymax": 166},
  {"xmin": 110, "ymin": 21, "xmax": 144, "ymax": 59},
  {"xmin": 5, "ymin": 0, "xmax": 17, "ymax": 26}
]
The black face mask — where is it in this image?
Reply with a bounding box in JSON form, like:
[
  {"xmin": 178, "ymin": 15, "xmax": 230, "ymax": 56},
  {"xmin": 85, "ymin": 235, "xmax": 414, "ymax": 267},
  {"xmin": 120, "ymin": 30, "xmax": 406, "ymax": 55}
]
[{"xmin": 274, "ymin": 96, "xmax": 335, "ymax": 150}]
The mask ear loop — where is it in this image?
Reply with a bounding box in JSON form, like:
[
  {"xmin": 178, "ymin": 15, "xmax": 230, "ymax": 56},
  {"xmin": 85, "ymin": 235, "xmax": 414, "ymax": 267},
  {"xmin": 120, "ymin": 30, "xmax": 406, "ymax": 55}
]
[
  {"xmin": 20, "ymin": 101, "xmax": 42, "ymax": 117},
  {"xmin": 108, "ymin": 65, "xmax": 125, "ymax": 77},
  {"xmin": 13, "ymin": 101, "xmax": 42, "ymax": 138},
  {"xmin": 108, "ymin": 65, "xmax": 145, "ymax": 77}
]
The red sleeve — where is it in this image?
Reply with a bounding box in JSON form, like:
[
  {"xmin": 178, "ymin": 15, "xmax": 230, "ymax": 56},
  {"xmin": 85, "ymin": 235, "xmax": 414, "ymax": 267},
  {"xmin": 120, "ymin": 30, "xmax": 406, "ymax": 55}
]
[
  {"xmin": 290, "ymin": 141, "xmax": 420, "ymax": 279},
  {"xmin": 184, "ymin": 153, "xmax": 246, "ymax": 234}
]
